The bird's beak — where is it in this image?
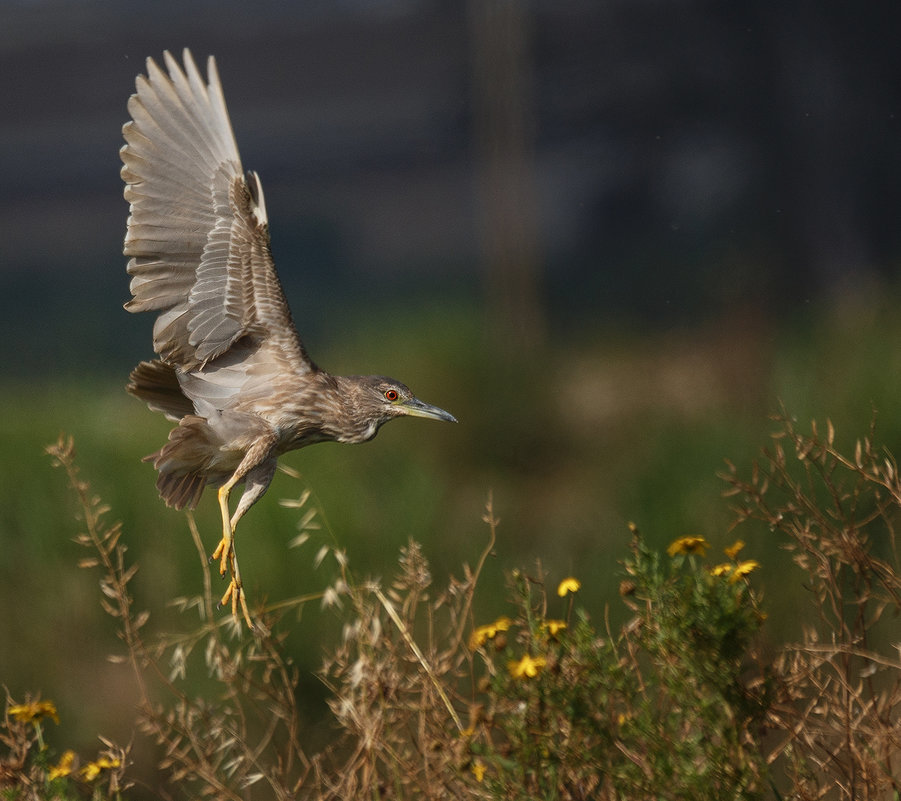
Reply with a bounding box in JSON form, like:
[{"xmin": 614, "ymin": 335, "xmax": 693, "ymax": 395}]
[{"xmin": 400, "ymin": 397, "xmax": 458, "ymax": 423}]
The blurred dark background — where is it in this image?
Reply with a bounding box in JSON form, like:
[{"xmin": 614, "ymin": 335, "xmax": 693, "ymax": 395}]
[
  {"xmin": 3, "ymin": 0, "xmax": 901, "ymax": 794},
  {"xmin": 5, "ymin": 0, "xmax": 901, "ymax": 371}
]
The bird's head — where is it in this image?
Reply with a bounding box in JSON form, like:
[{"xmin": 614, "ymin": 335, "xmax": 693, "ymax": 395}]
[{"xmin": 338, "ymin": 375, "xmax": 457, "ymax": 442}]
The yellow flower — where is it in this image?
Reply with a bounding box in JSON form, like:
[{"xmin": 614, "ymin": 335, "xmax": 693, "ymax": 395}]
[
  {"xmin": 472, "ymin": 760, "xmax": 487, "ymax": 782},
  {"xmin": 557, "ymin": 577, "xmax": 581, "ymax": 597},
  {"xmin": 48, "ymin": 750, "xmax": 76, "ymax": 781},
  {"xmin": 508, "ymin": 654, "xmax": 546, "ymax": 679},
  {"xmin": 728, "ymin": 560, "xmax": 760, "ymax": 583},
  {"xmin": 80, "ymin": 762, "xmax": 102, "ymax": 782},
  {"xmin": 469, "ymin": 616, "xmax": 512, "ymax": 650},
  {"xmin": 667, "ymin": 536, "xmax": 709, "ymax": 557},
  {"xmin": 79, "ymin": 757, "xmax": 120, "ymax": 782},
  {"xmin": 8, "ymin": 700, "xmax": 59, "ymax": 725},
  {"xmin": 724, "ymin": 539, "xmax": 745, "ymax": 560},
  {"xmin": 542, "ymin": 619, "xmax": 567, "ymax": 637},
  {"xmin": 710, "ymin": 563, "xmax": 733, "ymax": 577}
]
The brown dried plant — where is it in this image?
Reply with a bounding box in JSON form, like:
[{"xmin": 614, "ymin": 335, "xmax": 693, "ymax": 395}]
[
  {"xmin": 36, "ymin": 410, "xmax": 901, "ymax": 801},
  {"xmin": 45, "ymin": 435, "xmax": 493, "ymax": 800},
  {"xmin": 722, "ymin": 411, "xmax": 901, "ymax": 799}
]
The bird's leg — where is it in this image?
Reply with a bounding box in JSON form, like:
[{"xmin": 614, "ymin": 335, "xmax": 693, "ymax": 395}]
[
  {"xmin": 229, "ymin": 460, "xmax": 277, "ymax": 532},
  {"xmin": 209, "ymin": 437, "xmax": 277, "ymax": 630},
  {"xmin": 212, "ymin": 474, "xmax": 252, "ymax": 628},
  {"xmin": 213, "ymin": 479, "xmax": 236, "ymax": 573}
]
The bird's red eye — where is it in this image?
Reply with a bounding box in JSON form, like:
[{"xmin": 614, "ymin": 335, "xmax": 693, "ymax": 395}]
[{"xmin": 385, "ymin": 389, "xmax": 399, "ymax": 401}]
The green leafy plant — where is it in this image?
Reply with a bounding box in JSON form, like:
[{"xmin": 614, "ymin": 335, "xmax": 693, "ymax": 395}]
[{"xmin": 467, "ymin": 532, "xmax": 769, "ymax": 801}]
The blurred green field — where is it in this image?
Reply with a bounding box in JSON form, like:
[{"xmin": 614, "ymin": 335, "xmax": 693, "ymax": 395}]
[{"xmin": 3, "ymin": 288, "xmax": 901, "ymax": 774}]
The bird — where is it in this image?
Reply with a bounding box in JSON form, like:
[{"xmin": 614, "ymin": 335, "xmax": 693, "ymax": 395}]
[{"xmin": 121, "ymin": 49, "xmax": 456, "ymax": 628}]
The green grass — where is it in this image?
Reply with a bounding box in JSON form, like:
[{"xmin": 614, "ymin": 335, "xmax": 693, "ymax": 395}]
[{"xmin": 3, "ymin": 287, "xmax": 901, "ymax": 773}]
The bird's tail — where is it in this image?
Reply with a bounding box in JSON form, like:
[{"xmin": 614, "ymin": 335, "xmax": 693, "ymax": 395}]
[
  {"xmin": 127, "ymin": 360, "xmax": 194, "ymax": 420},
  {"xmin": 145, "ymin": 416, "xmax": 220, "ymax": 510}
]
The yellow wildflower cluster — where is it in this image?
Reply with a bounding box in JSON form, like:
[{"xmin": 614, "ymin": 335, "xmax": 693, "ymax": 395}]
[
  {"xmin": 476, "ymin": 578, "xmax": 578, "ymax": 686},
  {"xmin": 5, "ymin": 699, "xmax": 123, "ymax": 786},
  {"xmin": 709, "ymin": 539, "xmax": 760, "ymax": 583},
  {"xmin": 668, "ymin": 538, "xmax": 761, "ymax": 583},
  {"xmin": 46, "ymin": 750, "xmax": 121, "ymax": 782}
]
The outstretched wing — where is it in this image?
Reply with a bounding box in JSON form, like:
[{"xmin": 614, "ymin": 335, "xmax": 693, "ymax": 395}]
[{"xmin": 121, "ymin": 49, "xmax": 313, "ymax": 374}]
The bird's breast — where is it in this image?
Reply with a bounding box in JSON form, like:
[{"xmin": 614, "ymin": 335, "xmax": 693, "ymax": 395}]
[{"xmin": 253, "ymin": 372, "xmax": 381, "ymax": 452}]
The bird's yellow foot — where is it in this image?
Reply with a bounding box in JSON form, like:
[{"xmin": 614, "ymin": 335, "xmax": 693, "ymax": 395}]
[
  {"xmin": 220, "ymin": 576, "xmax": 253, "ymax": 630},
  {"xmin": 211, "ymin": 532, "xmax": 253, "ymax": 630},
  {"xmin": 211, "ymin": 533, "xmax": 232, "ymax": 578}
]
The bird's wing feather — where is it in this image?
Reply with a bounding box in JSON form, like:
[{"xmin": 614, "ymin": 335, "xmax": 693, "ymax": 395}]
[{"xmin": 122, "ymin": 49, "xmax": 313, "ymax": 374}]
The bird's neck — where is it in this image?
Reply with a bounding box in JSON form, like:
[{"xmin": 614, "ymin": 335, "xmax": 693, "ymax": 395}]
[
  {"xmin": 280, "ymin": 372, "xmax": 379, "ymax": 448},
  {"xmin": 330, "ymin": 374, "xmax": 382, "ymax": 443}
]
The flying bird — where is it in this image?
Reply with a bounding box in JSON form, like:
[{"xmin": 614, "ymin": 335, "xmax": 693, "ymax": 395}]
[{"xmin": 121, "ymin": 49, "xmax": 456, "ymax": 627}]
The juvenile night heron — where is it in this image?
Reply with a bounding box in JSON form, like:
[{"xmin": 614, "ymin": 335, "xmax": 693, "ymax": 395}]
[{"xmin": 121, "ymin": 49, "xmax": 456, "ymax": 627}]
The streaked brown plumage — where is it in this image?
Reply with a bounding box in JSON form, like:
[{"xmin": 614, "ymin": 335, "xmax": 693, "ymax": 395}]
[{"xmin": 121, "ymin": 49, "xmax": 456, "ymax": 627}]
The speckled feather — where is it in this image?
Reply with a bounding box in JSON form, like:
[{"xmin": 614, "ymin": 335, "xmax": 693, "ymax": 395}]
[{"xmin": 121, "ymin": 50, "xmax": 455, "ymax": 515}]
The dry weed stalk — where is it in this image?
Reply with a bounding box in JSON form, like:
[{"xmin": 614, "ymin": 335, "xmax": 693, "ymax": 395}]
[
  {"xmin": 48, "ymin": 436, "xmax": 318, "ymax": 799},
  {"xmin": 312, "ymin": 513, "xmax": 499, "ymax": 800},
  {"xmin": 722, "ymin": 411, "xmax": 901, "ymax": 799},
  {"xmin": 46, "ymin": 435, "xmax": 493, "ymax": 800},
  {"xmin": 40, "ymin": 412, "xmax": 901, "ymax": 800}
]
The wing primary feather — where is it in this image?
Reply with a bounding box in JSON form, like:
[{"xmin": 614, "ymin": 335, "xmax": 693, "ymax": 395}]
[{"xmin": 122, "ymin": 50, "xmax": 315, "ymax": 378}]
